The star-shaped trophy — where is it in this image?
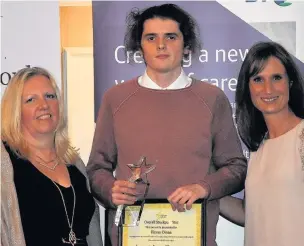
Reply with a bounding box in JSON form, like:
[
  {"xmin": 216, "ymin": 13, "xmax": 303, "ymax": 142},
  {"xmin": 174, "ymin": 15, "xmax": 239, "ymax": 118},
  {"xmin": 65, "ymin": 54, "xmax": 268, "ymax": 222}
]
[{"xmin": 114, "ymin": 156, "xmax": 156, "ymax": 226}]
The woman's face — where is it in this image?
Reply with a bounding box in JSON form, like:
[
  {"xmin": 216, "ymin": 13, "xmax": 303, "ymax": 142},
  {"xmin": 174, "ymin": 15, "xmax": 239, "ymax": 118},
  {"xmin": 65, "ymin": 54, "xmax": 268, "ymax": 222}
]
[
  {"xmin": 21, "ymin": 75, "xmax": 59, "ymax": 139},
  {"xmin": 249, "ymin": 56, "xmax": 290, "ymax": 117}
]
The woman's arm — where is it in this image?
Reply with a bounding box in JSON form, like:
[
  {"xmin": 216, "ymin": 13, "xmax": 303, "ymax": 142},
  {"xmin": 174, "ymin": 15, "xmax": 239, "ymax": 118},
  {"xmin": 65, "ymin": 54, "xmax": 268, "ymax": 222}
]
[{"xmin": 219, "ymin": 194, "xmax": 245, "ymax": 227}]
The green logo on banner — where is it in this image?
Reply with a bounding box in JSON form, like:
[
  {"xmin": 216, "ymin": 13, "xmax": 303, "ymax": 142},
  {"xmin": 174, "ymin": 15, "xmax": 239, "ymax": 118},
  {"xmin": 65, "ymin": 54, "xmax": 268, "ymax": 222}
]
[
  {"xmin": 274, "ymin": 0, "xmax": 292, "ymax": 6},
  {"xmin": 246, "ymin": 0, "xmax": 292, "ymax": 7}
]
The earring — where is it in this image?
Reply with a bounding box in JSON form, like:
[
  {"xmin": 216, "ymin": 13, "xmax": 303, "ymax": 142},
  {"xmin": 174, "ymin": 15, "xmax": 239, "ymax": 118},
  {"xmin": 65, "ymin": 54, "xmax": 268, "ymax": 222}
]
[{"xmin": 290, "ymin": 81, "xmax": 293, "ymax": 88}]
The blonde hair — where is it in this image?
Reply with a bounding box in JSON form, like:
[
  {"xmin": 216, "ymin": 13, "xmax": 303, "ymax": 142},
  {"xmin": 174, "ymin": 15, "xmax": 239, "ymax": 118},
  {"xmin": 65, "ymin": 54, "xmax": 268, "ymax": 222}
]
[{"xmin": 1, "ymin": 67, "xmax": 79, "ymax": 164}]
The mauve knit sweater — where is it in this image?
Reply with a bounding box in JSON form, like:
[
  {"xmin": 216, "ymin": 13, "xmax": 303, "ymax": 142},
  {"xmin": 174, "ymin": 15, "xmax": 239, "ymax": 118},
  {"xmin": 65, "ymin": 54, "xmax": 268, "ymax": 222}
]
[{"xmin": 87, "ymin": 78, "xmax": 247, "ymax": 246}]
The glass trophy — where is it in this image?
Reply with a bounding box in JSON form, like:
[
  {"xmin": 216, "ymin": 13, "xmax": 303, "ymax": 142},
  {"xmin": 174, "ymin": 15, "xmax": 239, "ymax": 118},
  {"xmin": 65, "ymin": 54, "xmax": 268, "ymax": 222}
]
[{"xmin": 114, "ymin": 156, "xmax": 156, "ymax": 226}]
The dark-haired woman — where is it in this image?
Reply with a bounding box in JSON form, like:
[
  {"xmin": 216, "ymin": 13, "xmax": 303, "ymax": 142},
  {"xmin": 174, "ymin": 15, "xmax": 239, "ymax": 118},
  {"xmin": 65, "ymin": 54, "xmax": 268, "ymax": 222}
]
[{"xmin": 219, "ymin": 41, "xmax": 304, "ymax": 246}]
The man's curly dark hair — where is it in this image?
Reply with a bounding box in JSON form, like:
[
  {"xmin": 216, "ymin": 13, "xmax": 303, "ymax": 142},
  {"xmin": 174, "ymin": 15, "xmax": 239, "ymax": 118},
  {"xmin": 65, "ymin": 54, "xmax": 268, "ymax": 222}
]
[{"xmin": 124, "ymin": 4, "xmax": 201, "ymax": 60}]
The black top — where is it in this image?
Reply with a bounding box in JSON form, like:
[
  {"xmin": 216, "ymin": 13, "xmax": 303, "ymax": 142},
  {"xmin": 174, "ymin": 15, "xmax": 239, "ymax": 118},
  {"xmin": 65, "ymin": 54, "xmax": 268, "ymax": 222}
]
[{"xmin": 5, "ymin": 143, "xmax": 95, "ymax": 246}]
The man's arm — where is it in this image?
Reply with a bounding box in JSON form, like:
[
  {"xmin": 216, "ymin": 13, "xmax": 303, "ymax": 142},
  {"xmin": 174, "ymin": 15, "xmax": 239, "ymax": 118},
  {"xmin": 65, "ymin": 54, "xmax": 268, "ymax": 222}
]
[
  {"xmin": 168, "ymin": 90, "xmax": 247, "ymax": 211},
  {"xmin": 86, "ymin": 93, "xmax": 118, "ymax": 208},
  {"xmin": 86, "ymin": 93, "xmax": 139, "ymax": 208},
  {"xmin": 201, "ymin": 91, "xmax": 247, "ymax": 200}
]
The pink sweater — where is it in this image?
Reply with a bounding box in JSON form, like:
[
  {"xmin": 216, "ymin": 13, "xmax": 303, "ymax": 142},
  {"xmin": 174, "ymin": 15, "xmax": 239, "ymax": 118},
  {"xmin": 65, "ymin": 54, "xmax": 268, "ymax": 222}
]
[{"xmin": 87, "ymin": 78, "xmax": 247, "ymax": 246}]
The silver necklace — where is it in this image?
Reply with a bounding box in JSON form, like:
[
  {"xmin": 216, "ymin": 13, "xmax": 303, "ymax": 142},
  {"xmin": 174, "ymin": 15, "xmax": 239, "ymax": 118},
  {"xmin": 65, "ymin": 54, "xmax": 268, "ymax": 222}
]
[
  {"xmin": 35, "ymin": 155, "xmax": 59, "ymax": 171},
  {"xmin": 52, "ymin": 181, "xmax": 78, "ymax": 245}
]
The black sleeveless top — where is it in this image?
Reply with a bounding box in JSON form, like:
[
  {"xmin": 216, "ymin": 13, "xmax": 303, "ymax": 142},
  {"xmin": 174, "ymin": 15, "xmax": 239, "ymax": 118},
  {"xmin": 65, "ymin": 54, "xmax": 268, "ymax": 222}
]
[{"xmin": 5, "ymin": 143, "xmax": 95, "ymax": 246}]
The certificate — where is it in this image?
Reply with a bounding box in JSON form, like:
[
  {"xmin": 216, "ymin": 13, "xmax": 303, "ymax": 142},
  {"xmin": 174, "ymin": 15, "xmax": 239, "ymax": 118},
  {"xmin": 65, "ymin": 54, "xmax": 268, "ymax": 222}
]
[{"xmin": 119, "ymin": 199, "xmax": 206, "ymax": 246}]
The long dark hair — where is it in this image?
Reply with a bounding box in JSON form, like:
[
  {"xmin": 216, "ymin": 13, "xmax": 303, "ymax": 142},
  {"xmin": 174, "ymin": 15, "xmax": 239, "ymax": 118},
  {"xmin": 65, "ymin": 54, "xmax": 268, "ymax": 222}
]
[{"xmin": 236, "ymin": 41, "xmax": 304, "ymax": 151}]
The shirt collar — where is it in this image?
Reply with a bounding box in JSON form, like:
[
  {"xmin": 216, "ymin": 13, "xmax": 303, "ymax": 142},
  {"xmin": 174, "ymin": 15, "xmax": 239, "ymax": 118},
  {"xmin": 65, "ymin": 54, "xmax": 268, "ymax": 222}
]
[{"xmin": 138, "ymin": 69, "xmax": 192, "ymax": 90}]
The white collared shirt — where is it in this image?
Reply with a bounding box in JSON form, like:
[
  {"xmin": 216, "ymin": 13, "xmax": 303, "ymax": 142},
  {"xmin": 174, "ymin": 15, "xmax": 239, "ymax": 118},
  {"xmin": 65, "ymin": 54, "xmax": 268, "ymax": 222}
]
[{"xmin": 138, "ymin": 70, "xmax": 192, "ymax": 90}]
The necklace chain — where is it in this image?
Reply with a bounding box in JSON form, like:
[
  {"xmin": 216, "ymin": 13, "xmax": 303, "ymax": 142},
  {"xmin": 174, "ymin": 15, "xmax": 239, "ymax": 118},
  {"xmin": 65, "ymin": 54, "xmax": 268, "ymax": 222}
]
[
  {"xmin": 35, "ymin": 155, "xmax": 60, "ymax": 171},
  {"xmin": 52, "ymin": 181, "xmax": 77, "ymax": 245}
]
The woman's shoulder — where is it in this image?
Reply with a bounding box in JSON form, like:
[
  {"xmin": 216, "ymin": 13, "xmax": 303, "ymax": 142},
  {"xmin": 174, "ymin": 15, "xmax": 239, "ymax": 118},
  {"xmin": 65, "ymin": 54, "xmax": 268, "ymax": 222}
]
[
  {"xmin": 295, "ymin": 119, "xmax": 304, "ymax": 147},
  {"xmin": 1, "ymin": 140, "xmax": 9, "ymax": 153},
  {"xmin": 71, "ymin": 158, "xmax": 87, "ymax": 176},
  {"xmin": 68, "ymin": 157, "xmax": 92, "ymax": 191},
  {"xmin": 1, "ymin": 141, "xmax": 12, "ymax": 166},
  {"xmin": 298, "ymin": 119, "xmax": 304, "ymax": 137},
  {"xmin": 297, "ymin": 120, "xmax": 304, "ymax": 158},
  {"xmin": 1, "ymin": 141, "xmax": 15, "ymax": 184}
]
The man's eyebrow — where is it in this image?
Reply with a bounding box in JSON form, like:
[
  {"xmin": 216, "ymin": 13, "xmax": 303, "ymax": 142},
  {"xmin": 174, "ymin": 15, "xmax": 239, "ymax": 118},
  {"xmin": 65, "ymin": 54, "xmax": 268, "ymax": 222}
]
[
  {"xmin": 143, "ymin": 32, "xmax": 180, "ymax": 37},
  {"xmin": 142, "ymin": 33, "xmax": 157, "ymax": 37},
  {"xmin": 165, "ymin": 32, "xmax": 179, "ymax": 36}
]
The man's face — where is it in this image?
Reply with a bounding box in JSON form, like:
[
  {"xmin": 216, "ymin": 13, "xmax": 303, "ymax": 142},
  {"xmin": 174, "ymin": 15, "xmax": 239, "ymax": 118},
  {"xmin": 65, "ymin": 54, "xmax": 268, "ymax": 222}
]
[{"xmin": 141, "ymin": 17, "xmax": 188, "ymax": 77}]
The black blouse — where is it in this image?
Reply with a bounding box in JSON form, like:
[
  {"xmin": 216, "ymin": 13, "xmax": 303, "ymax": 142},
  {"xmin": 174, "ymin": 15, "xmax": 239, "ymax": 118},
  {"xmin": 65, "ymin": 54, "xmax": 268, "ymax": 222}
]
[{"xmin": 5, "ymin": 144, "xmax": 95, "ymax": 246}]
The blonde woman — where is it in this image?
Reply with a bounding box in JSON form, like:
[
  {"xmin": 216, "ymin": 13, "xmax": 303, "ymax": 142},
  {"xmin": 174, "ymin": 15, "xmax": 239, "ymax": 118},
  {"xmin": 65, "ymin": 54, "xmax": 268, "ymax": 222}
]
[{"xmin": 1, "ymin": 67, "xmax": 103, "ymax": 246}]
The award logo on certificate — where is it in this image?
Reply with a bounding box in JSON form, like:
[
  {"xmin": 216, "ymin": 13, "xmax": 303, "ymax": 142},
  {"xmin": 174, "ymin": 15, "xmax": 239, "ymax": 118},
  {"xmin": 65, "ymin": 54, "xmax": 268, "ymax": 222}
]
[{"xmin": 120, "ymin": 199, "xmax": 206, "ymax": 246}]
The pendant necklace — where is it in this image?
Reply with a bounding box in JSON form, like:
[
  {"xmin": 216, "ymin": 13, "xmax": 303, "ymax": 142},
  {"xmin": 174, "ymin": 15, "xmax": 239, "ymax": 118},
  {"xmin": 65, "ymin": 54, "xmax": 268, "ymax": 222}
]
[{"xmin": 52, "ymin": 181, "xmax": 78, "ymax": 245}]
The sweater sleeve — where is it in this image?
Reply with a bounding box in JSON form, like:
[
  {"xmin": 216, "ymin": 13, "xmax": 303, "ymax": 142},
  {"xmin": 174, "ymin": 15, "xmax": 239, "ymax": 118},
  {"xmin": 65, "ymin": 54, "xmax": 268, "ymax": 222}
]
[
  {"xmin": 86, "ymin": 92, "xmax": 117, "ymax": 209},
  {"xmin": 199, "ymin": 91, "xmax": 247, "ymax": 200}
]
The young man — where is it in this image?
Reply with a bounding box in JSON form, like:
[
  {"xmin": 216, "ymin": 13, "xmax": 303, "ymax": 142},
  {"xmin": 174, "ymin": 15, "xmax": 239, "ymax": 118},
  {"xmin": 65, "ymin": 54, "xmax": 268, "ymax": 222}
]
[{"xmin": 87, "ymin": 4, "xmax": 247, "ymax": 246}]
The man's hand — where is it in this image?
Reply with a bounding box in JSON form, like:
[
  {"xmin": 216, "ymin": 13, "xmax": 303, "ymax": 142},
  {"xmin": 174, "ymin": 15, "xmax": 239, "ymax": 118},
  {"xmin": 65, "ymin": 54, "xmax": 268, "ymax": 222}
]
[
  {"xmin": 111, "ymin": 180, "xmax": 138, "ymax": 206},
  {"xmin": 168, "ymin": 184, "xmax": 209, "ymax": 212}
]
